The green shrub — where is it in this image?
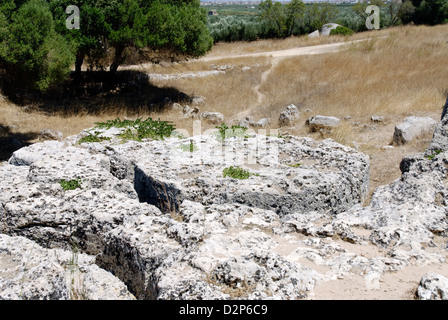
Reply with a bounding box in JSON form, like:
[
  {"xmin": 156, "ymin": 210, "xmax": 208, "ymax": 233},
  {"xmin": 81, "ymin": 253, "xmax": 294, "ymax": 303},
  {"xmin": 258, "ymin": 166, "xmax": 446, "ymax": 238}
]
[
  {"xmin": 223, "ymin": 166, "xmax": 258, "ymax": 180},
  {"xmin": 94, "ymin": 117, "xmax": 175, "ymax": 142},
  {"xmin": 330, "ymin": 25, "xmax": 354, "ymax": 36},
  {"xmin": 59, "ymin": 177, "xmax": 83, "ymax": 191}
]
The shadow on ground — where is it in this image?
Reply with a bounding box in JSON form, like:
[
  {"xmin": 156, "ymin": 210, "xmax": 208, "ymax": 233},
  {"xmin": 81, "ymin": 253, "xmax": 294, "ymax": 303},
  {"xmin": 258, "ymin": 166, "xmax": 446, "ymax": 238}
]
[
  {"xmin": 0, "ymin": 70, "xmax": 191, "ymax": 116},
  {"xmin": 0, "ymin": 125, "xmax": 38, "ymax": 162}
]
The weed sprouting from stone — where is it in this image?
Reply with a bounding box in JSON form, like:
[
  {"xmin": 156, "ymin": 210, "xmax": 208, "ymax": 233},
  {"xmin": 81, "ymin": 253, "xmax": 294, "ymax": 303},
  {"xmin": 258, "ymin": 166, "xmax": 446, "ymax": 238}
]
[
  {"xmin": 425, "ymin": 149, "xmax": 443, "ymax": 160},
  {"xmin": 94, "ymin": 117, "xmax": 175, "ymax": 142},
  {"xmin": 59, "ymin": 178, "xmax": 83, "ymax": 191},
  {"xmin": 77, "ymin": 132, "xmax": 111, "ymax": 144},
  {"xmin": 223, "ymin": 166, "xmax": 258, "ymax": 180},
  {"xmin": 215, "ymin": 123, "xmax": 250, "ymax": 141},
  {"xmin": 287, "ymin": 163, "xmax": 302, "ymax": 168}
]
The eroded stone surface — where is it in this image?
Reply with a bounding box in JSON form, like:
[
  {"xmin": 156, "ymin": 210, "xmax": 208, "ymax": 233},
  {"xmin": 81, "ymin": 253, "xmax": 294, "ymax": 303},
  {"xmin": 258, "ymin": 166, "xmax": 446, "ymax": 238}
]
[
  {"xmin": 0, "ymin": 234, "xmax": 135, "ymax": 300},
  {"xmin": 1, "ymin": 119, "xmax": 448, "ymax": 300}
]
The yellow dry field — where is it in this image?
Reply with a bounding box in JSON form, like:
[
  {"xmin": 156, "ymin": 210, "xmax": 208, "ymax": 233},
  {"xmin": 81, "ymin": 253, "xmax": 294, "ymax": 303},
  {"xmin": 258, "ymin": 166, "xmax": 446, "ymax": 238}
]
[{"xmin": 1, "ymin": 24, "xmax": 448, "ymax": 196}]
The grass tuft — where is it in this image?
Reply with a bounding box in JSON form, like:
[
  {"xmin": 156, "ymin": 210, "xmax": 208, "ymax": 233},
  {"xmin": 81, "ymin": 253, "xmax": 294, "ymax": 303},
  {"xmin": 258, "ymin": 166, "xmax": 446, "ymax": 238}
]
[
  {"xmin": 77, "ymin": 131, "xmax": 111, "ymax": 144},
  {"xmin": 59, "ymin": 178, "xmax": 83, "ymax": 191},
  {"xmin": 223, "ymin": 166, "xmax": 259, "ymax": 180}
]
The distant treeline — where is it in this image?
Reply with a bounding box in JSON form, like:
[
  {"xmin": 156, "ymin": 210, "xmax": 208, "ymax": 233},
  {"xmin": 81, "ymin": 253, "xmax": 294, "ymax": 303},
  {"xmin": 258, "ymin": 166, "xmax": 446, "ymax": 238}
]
[{"xmin": 207, "ymin": 0, "xmax": 448, "ymax": 43}]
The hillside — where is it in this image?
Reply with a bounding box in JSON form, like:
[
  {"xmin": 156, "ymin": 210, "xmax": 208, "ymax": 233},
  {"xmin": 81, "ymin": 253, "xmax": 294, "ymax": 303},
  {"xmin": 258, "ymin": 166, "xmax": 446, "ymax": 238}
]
[{"xmin": 1, "ymin": 23, "xmax": 448, "ymax": 300}]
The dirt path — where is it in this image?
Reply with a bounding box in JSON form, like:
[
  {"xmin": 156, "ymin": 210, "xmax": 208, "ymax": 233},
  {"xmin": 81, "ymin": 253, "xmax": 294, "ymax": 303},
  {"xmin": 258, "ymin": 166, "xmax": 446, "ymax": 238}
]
[
  {"xmin": 200, "ymin": 39, "xmax": 368, "ymax": 61},
  {"xmin": 199, "ymin": 39, "xmax": 373, "ymax": 120}
]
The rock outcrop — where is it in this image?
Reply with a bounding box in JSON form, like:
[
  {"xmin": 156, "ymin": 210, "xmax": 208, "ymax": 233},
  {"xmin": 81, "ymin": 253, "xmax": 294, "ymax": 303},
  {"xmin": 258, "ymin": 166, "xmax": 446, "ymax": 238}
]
[
  {"xmin": 202, "ymin": 111, "xmax": 225, "ymax": 124},
  {"xmin": 1, "ymin": 109, "xmax": 448, "ymax": 300},
  {"xmin": 393, "ymin": 116, "xmax": 437, "ymax": 145},
  {"xmin": 0, "ymin": 234, "xmax": 135, "ymax": 300},
  {"xmin": 306, "ymin": 115, "xmax": 341, "ymax": 132},
  {"xmin": 417, "ymin": 272, "xmax": 448, "ymax": 300},
  {"xmin": 278, "ymin": 104, "xmax": 299, "ymax": 127},
  {"xmin": 39, "ymin": 129, "xmax": 63, "ymax": 141}
]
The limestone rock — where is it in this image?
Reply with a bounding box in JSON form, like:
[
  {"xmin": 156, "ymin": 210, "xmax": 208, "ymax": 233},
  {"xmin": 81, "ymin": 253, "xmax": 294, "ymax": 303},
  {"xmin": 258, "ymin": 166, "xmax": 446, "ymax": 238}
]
[
  {"xmin": 417, "ymin": 272, "xmax": 448, "ymax": 300},
  {"xmin": 171, "ymin": 103, "xmax": 184, "ymax": 113},
  {"xmin": 306, "ymin": 115, "xmax": 341, "ymax": 132},
  {"xmin": 254, "ymin": 118, "xmax": 271, "ymax": 128},
  {"xmin": 393, "ymin": 116, "xmax": 437, "ymax": 145},
  {"xmin": 428, "ymin": 107, "xmax": 448, "ymax": 154},
  {"xmin": 123, "ymin": 135, "xmax": 370, "ymax": 216},
  {"xmin": 39, "ymin": 129, "xmax": 63, "ymax": 141},
  {"xmin": 371, "ymin": 116, "xmax": 385, "ymax": 123},
  {"xmin": 278, "ymin": 104, "xmax": 299, "ymax": 127},
  {"xmin": 308, "ymin": 30, "xmax": 320, "ymax": 38},
  {"xmin": 238, "ymin": 116, "xmax": 255, "ymax": 128},
  {"xmin": 320, "ymin": 23, "xmax": 340, "ymax": 36},
  {"xmin": 202, "ymin": 112, "xmax": 224, "ymax": 124},
  {"xmin": 191, "ymin": 96, "xmax": 206, "ymax": 106},
  {"xmin": 161, "ymin": 97, "xmax": 174, "ymax": 108},
  {"xmin": 0, "ymin": 234, "xmax": 135, "ymax": 300},
  {"xmin": 2, "ymin": 108, "xmax": 448, "ymax": 300}
]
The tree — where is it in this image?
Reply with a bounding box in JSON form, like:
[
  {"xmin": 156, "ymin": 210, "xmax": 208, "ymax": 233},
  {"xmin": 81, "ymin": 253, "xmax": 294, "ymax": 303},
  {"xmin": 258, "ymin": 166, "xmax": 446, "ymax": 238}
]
[
  {"xmin": 285, "ymin": 0, "xmax": 306, "ymax": 36},
  {"xmin": 352, "ymin": 0, "xmax": 386, "ymax": 22},
  {"xmin": 0, "ymin": 0, "xmax": 213, "ymax": 89},
  {"xmin": 304, "ymin": 2, "xmax": 338, "ymax": 32},
  {"xmin": 388, "ymin": 0, "xmax": 415, "ymax": 26},
  {"xmin": 405, "ymin": 0, "xmax": 448, "ymax": 25},
  {"xmin": 0, "ymin": 0, "xmax": 75, "ymax": 90},
  {"xmin": 102, "ymin": 0, "xmax": 213, "ymax": 73},
  {"xmin": 259, "ymin": 0, "xmax": 286, "ymax": 37},
  {"xmin": 49, "ymin": 0, "xmax": 110, "ymax": 75},
  {"xmin": 104, "ymin": 0, "xmax": 144, "ymax": 73},
  {"xmin": 259, "ymin": 0, "xmax": 307, "ymax": 37}
]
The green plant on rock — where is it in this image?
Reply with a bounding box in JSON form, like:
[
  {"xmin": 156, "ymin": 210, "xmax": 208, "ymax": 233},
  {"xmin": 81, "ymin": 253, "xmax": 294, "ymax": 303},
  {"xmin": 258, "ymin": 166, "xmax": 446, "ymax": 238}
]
[
  {"xmin": 425, "ymin": 149, "xmax": 443, "ymax": 160},
  {"xmin": 215, "ymin": 123, "xmax": 250, "ymax": 141},
  {"xmin": 77, "ymin": 131, "xmax": 111, "ymax": 144},
  {"xmin": 59, "ymin": 177, "xmax": 83, "ymax": 191},
  {"xmin": 287, "ymin": 163, "xmax": 302, "ymax": 168},
  {"xmin": 179, "ymin": 140, "xmax": 197, "ymax": 152},
  {"xmin": 223, "ymin": 166, "xmax": 259, "ymax": 180},
  {"xmin": 94, "ymin": 117, "xmax": 176, "ymax": 142}
]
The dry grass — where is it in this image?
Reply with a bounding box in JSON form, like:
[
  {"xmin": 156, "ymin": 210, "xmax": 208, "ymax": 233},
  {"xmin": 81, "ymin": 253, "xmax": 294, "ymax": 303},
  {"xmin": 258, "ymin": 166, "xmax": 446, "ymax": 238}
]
[
  {"xmin": 147, "ymin": 56, "xmax": 270, "ymax": 133},
  {"xmin": 259, "ymin": 25, "xmax": 448, "ymax": 121},
  {"xmin": 206, "ymin": 28, "xmax": 388, "ymax": 58}
]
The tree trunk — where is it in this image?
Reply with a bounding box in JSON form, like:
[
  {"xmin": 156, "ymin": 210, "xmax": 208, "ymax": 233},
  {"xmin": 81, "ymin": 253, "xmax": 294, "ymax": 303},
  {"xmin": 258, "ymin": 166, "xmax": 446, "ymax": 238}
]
[
  {"xmin": 110, "ymin": 45, "xmax": 125, "ymax": 74},
  {"xmin": 75, "ymin": 51, "xmax": 84, "ymax": 76}
]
